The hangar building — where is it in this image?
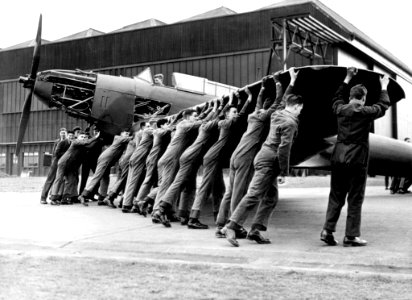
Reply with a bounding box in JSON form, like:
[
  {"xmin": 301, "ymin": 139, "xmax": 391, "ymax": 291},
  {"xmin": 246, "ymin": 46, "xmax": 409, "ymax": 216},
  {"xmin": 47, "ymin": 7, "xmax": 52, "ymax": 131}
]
[{"xmin": 0, "ymin": 0, "xmax": 411, "ymax": 176}]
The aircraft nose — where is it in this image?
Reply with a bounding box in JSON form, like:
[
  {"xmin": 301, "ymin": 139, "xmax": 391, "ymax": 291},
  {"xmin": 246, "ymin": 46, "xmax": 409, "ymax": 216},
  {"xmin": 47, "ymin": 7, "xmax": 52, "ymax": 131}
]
[{"xmin": 33, "ymin": 79, "xmax": 53, "ymax": 107}]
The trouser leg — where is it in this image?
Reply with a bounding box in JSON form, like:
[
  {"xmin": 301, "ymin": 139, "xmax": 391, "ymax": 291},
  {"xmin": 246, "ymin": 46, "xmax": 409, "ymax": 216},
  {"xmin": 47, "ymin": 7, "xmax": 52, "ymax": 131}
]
[
  {"xmin": 155, "ymin": 160, "xmax": 178, "ymax": 210},
  {"xmin": 82, "ymin": 160, "xmax": 109, "ymax": 198},
  {"xmin": 123, "ymin": 160, "xmax": 145, "ymax": 207},
  {"xmin": 251, "ymin": 178, "xmax": 279, "ymax": 231},
  {"xmin": 230, "ymin": 158, "xmax": 254, "ymax": 213},
  {"xmin": 108, "ymin": 162, "xmax": 129, "ymax": 199},
  {"xmin": 136, "ymin": 161, "xmax": 157, "ymax": 202},
  {"xmin": 390, "ymin": 177, "xmax": 401, "ymax": 192},
  {"xmin": 41, "ymin": 159, "xmax": 58, "ymax": 200},
  {"xmin": 190, "ymin": 160, "xmax": 218, "ymax": 218},
  {"xmin": 178, "ymin": 174, "xmax": 197, "ymax": 218},
  {"xmin": 228, "ymin": 158, "xmax": 276, "ymax": 228},
  {"xmin": 98, "ymin": 167, "xmax": 111, "ymax": 198},
  {"xmin": 345, "ymin": 166, "xmax": 367, "ymax": 237},
  {"xmin": 50, "ymin": 165, "xmax": 65, "ymax": 201},
  {"xmin": 216, "ymin": 164, "xmax": 235, "ymax": 226},
  {"xmin": 323, "ymin": 165, "xmax": 350, "ymax": 233}
]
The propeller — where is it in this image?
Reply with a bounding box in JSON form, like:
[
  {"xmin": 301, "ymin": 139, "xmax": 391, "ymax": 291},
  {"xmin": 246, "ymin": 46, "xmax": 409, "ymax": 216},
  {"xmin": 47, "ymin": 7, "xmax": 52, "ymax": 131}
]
[{"xmin": 16, "ymin": 14, "xmax": 42, "ymax": 155}]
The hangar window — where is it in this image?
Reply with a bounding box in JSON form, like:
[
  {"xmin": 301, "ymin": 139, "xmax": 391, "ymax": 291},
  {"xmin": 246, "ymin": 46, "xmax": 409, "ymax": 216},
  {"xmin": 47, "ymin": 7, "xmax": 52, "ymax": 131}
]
[
  {"xmin": 23, "ymin": 152, "xmax": 39, "ymax": 168},
  {"xmin": 0, "ymin": 153, "xmax": 5, "ymax": 169}
]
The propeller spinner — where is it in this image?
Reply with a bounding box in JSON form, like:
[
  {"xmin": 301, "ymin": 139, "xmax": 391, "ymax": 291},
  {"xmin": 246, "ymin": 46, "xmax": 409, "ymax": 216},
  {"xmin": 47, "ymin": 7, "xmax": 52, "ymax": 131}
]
[{"xmin": 16, "ymin": 14, "xmax": 42, "ymax": 155}]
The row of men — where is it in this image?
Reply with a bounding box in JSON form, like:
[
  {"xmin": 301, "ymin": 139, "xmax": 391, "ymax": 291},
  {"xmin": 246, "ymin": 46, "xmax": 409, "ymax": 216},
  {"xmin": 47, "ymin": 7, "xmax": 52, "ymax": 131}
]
[{"xmin": 40, "ymin": 67, "xmax": 390, "ymax": 248}]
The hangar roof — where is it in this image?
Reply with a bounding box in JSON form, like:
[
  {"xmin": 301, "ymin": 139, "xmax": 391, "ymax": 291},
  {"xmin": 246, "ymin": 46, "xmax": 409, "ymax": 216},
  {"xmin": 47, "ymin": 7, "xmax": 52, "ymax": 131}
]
[
  {"xmin": 259, "ymin": 0, "xmax": 412, "ymax": 82},
  {"xmin": 111, "ymin": 19, "xmax": 166, "ymax": 33},
  {"xmin": 178, "ymin": 6, "xmax": 237, "ymax": 22},
  {"xmin": 54, "ymin": 28, "xmax": 105, "ymax": 42}
]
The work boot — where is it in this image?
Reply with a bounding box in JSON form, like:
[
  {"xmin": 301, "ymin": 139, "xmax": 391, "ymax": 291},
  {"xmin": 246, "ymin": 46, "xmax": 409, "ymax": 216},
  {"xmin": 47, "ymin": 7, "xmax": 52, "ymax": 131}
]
[
  {"xmin": 121, "ymin": 205, "xmax": 132, "ymax": 213},
  {"xmin": 152, "ymin": 209, "xmax": 170, "ymax": 227},
  {"xmin": 129, "ymin": 205, "xmax": 140, "ymax": 213},
  {"xmin": 247, "ymin": 229, "xmax": 271, "ymax": 244},
  {"xmin": 235, "ymin": 227, "xmax": 248, "ymax": 239},
  {"xmin": 343, "ymin": 236, "xmax": 368, "ymax": 247},
  {"xmin": 320, "ymin": 229, "xmax": 338, "ymax": 246},
  {"xmin": 104, "ymin": 197, "xmax": 116, "ymax": 208},
  {"xmin": 187, "ymin": 218, "xmax": 209, "ymax": 229}
]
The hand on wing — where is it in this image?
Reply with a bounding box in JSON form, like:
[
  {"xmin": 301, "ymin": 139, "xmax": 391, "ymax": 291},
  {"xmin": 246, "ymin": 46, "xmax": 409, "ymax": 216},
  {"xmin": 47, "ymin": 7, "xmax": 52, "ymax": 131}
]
[{"xmin": 380, "ymin": 74, "xmax": 390, "ymax": 90}]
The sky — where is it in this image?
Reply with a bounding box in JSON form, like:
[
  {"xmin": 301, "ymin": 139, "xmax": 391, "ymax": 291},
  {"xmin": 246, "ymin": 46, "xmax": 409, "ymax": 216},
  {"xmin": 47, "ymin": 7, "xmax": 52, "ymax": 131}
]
[{"xmin": 1, "ymin": 0, "xmax": 411, "ymax": 69}]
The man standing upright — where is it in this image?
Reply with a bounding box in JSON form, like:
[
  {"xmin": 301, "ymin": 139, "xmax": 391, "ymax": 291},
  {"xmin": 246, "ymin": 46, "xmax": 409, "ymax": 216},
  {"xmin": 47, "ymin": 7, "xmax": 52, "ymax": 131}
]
[{"xmin": 321, "ymin": 67, "xmax": 390, "ymax": 247}]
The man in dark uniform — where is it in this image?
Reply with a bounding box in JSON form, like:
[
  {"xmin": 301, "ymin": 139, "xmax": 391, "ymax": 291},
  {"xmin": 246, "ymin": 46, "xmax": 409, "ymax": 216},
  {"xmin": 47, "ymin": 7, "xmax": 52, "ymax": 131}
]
[
  {"xmin": 49, "ymin": 131, "xmax": 101, "ymax": 205},
  {"xmin": 40, "ymin": 128, "xmax": 69, "ymax": 204},
  {"xmin": 78, "ymin": 127, "xmax": 105, "ymax": 196},
  {"xmin": 135, "ymin": 118, "xmax": 172, "ymax": 214},
  {"xmin": 215, "ymin": 72, "xmax": 286, "ymax": 237},
  {"xmin": 223, "ymin": 68, "xmax": 303, "ymax": 247},
  {"xmin": 78, "ymin": 130, "xmax": 132, "ymax": 206},
  {"xmin": 153, "ymin": 107, "xmax": 212, "ymax": 227},
  {"xmin": 186, "ymin": 91, "xmax": 252, "ymax": 230},
  {"xmin": 321, "ymin": 68, "xmax": 390, "ymax": 247},
  {"xmin": 157, "ymin": 99, "xmax": 220, "ymax": 224}
]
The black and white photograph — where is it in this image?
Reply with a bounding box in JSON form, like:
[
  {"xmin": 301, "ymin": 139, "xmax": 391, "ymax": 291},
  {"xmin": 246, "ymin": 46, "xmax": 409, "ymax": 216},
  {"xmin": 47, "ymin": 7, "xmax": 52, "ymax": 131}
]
[{"xmin": 0, "ymin": 0, "xmax": 411, "ymax": 299}]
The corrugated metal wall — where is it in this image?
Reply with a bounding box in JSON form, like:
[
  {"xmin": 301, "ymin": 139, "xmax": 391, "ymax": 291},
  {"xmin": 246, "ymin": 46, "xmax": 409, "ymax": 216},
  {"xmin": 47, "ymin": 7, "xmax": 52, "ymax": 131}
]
[{"xmin": 0, "ymin": 2, "xmax": 336, "ymax": 176}]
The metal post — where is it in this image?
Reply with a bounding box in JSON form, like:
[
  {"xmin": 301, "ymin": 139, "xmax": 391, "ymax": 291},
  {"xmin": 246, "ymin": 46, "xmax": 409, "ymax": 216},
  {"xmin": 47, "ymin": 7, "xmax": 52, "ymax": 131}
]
[{"xmin": 283, "ymin": 19, "xmax": 287, "ymax": 71}]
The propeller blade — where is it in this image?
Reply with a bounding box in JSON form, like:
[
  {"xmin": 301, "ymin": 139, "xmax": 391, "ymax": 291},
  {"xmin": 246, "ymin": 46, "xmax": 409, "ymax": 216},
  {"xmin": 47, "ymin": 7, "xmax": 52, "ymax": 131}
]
[
  {"xmin": 15, "ymin": 89, "xmax": 34, "ymax": 155},
  {"xmin": 30, "ymin": 14, "xmax": 42, "ymax": 80}
]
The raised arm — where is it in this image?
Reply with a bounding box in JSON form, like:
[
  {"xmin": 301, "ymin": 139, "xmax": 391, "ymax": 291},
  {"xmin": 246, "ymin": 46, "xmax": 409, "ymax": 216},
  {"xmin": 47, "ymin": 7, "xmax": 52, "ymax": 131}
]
[
  {"xmin": 256, "ymin": 77, "xmax": 268, "ymax": 111},
  {"xmin": 268, "ymin": 71, "xmax": 285, "ymax": 112},
  {"xmin": 239, "ymin": 87, "xmax": 253, "ymax": 117},
  {"xmin": 362, "ymin": 75, "xmax": 390, "ymax": 120},
  {"xmin": 331, "ymin": 67, "xmax": 356, "ymax": 113},
  {"xmin": 283, "ymin": 67, "xmax": 299, "ymax": 100}
]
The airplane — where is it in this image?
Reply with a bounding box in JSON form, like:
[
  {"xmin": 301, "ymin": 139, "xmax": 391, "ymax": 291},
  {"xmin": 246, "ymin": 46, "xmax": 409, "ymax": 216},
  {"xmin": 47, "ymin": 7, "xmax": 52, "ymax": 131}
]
[
  {"xmin": 16, "ymin": 15, "xmax": 236, "ymax": 154},
  {"xmin": 17, "ymin": 15, "xmax": 411, "ymax": 178}
]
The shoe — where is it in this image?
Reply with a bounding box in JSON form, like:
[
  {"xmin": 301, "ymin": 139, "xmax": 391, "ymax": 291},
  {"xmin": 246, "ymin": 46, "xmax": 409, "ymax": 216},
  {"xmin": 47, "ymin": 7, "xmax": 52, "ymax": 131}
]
[
  {"xmin": 71, "ymin": 198, "xmax": 81, "ymax": 204},
  {"xmin": 235, "ymin": 227, "xmax": 248, "ymax": 239},
  {"xmin": 78, "ymin": 196, "xmax": 89, "ymax": 207},
  {"xmin": 137, "ymin": 201, "xmax": 147, "ymax": 217},
  {"xmin": 152, "ymin": 212, "xmax": 161, "ymax": 224},
  {"xmin": 168, "ymin": 214, "xmax": 181, "ymax": 223},
  {"xmin": 187, "ymin": 218, "xmax": 209, "ymax": 229},
  {"xmin": 60, "ymin": 199, "xmax": 70, "ymax": 205},
  {"xmin": 50, "ymin": 200, "xmax": 60, "ymax": 206},
  {"xmin": 146, "ymin": 204, "xmax": 153, "ymax": 214},
  {"xmin": 320, "ymin": 229, "xmax": 338, "ymax": 246},
  {"xmin": 97, "ymin": 200, "xmax": 108, "ymax": 206},
  {"xmin": 153, "ymin": 210, "xmax": 171, "ymax": 227},
  {"xmin": 130, "ymin": 205, "xmax": 140, "ymax": 213},
  {"xmin": 343, "ymin": 236, "xmax": 368, "ymax": 247},
  {"xmin": 121, "ymin": 205, "xmax": 132, "ymax": 213},
  {"xmin": 104, "ymin": 198, "xmax": 116, "ymax": 208},
  {"xmin": 118, "ymin": 198, "xmax": 123, "ymax": 208},
  {"xmin": 180, "ymin": 217, "xmax": 189, "ymax": 226},
  {"xmin": 222, "ymin": 227, "xmax": 239, "ymax": 247},
  {"xmin": 247, "ymin": 229, "xmax": 271, "ymax": 244},
  {"xmin": 390, "ymin": 189, "xmax": 396, "ymax": 194},
  {"xmin": 215, "ymin": 226, "xmax": 225, "ymax": 238},
  {"xmin": 40, "ymin": 199, "xmax": 47, "ymax": 205}
]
